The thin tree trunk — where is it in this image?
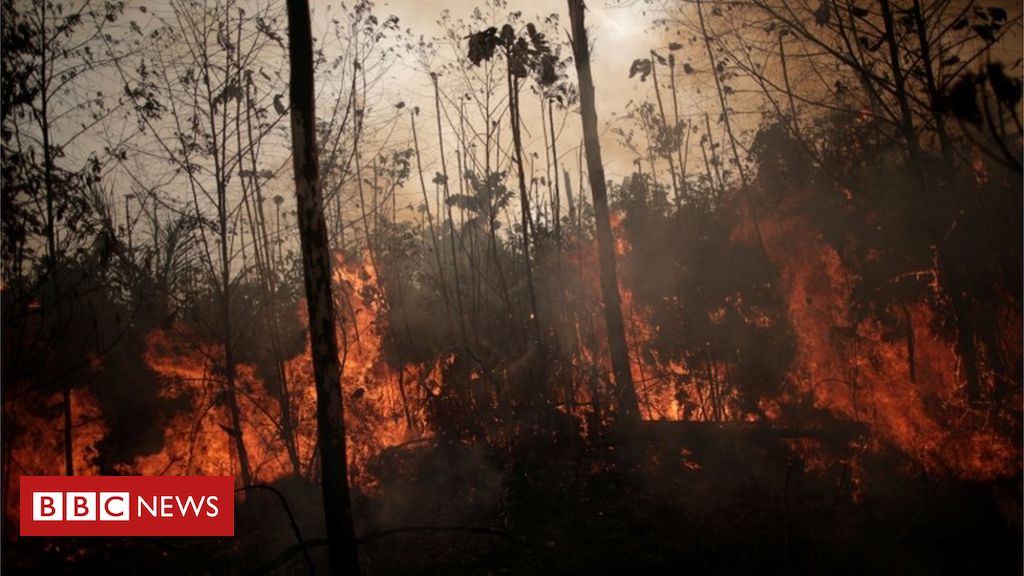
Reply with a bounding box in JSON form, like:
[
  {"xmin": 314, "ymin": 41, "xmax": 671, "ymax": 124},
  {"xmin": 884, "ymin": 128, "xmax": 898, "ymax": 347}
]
[
  {"xmin": 703, "ymin": 113, "xmax": 724, "ymax": 197},
  {"xmin": 696, "ymin": 0, "xmax": 765, "ymax": 252},
  {"xmin": 243, "ymin": 69, "xmax": 301, "ymax": 476},
  {"xmin": 778, "ymin": 32, "xmax": 800, "ymax": 138},
  {"xmin": 285, "ymin": 0, "xmax": 360, "ymax": 572},
  {"xmin": 506, "ymin": 68, "xmax": 541, "ymax": 337},
  {"xmin": 568, "ymin": 0, "xmax": 641, "ymax": 425},
  {"xmin": 39, "ymin": 24, "xmax": 73, "ymax": 476},
  {"xmin": 198, "ymin": 13, "xmax": 252, "ymax": 486},
  {"xmin": 411, "ymin": 108, "xmax": 456, "ymax": 338},
  {"xmin": 434, "ymin": 73, "xmax": 468, "ymax": 343},
  {"xmin": 548, "ymin": 99, "xmax": 562, "ymax": 251},
  {"xmin": 650, "ymin": 55, "xmax": 681, "ymax": 206},
  {"xmin": 213, "ymin": 117, "xmax": 252, "ymax": 488},
  {"xmin": 879, "ymin": 0, "xmax": 920, "ymax": 163},
  {"xmin": 354, "ymin": 117, "xmax": 376, "ymax": 265},
  {"xmin": 668, "ymin": 54, "xmax": 688, "ymax": 205}
]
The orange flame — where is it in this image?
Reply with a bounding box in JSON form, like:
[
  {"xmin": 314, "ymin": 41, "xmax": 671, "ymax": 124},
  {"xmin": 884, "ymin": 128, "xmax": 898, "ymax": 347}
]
[
  {"xmin": 127, "ymin": 252, "xmax": 437, "ymax": 491},
  {"xmin": 759, "ymin": 208, "xmax": 1018, "ymax": 480}
]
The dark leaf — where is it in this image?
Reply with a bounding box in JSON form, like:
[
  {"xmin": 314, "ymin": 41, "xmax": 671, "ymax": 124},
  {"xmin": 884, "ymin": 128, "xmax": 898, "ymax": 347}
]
[
  {"xmin": 629, "ymin": 58, "xmax": 653, "ymax": 82},
  {"xmin": 814, "ymin": 2, "xmax": 831, "ymax": 25},
  {"xmin": 500, "ymin": 24, "xmax": 515, "ymax": 45},
  {"xmin": 526, "ymin": 22, "xmax": 550, "ymax": 55},
  {"xmin": 941, "ymin": 74, "xmax": 981, "ymax": 124},
  {"xmin": 509, "ymin": 37, "xmax": 530, "ymax": 77},
  {"xmin": 538, "ymin": 54, "xmax": 558, "ymax": 86},
  {"xmin": 467, "ymin": 27, "xmax": 500, "ymax": 66},
  {"xmin": 987, "ymin": 62, "xmax": 1023, "ymax": 106},
  {"xmin": 971, "ymin": 24, "xmax": 995, "ymax": 42}
]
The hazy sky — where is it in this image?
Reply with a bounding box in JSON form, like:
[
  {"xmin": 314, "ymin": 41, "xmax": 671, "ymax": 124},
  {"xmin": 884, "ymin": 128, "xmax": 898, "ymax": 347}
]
[
  {"xmin": 295, "ymin": 0, "xmax": 1024, "ymax": 225},
  {"xmin": 379, "ymin": 0, "xmax": 654, "ymax": 113},
  {"xmin": 366, "ymin": 0, "xmax": 664, "ymax": 179},
  {"xmin": 91, "ymin": 0, "xmax": 1022, "ymax": 237}
]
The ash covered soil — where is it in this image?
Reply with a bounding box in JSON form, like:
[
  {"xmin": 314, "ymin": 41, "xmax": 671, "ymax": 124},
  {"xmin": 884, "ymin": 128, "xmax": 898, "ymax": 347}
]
[{"xmin": 7, "ymin": 427, "xmax": 1020, "ymax": 576}]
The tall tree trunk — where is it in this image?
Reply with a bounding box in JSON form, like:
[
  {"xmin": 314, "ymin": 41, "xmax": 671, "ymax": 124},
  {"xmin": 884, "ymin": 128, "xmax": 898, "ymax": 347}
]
[
  {"xmin": 506, "ymin": 67, "xmax": 541, "ymax": 337},
  {"xmin": 214, "ymin": 125, "xmax": 252, "ymax": 489},
  {"xmin": 285, "ymin": 0, "xmax": 360, "ymax": 573},
  {"xmin": 568, "ymin": 0, "xmax": 641, "ymax": 425},
  {"xmin": 201, "ymin": 13, "xmax": 252, "ymax": 487}
]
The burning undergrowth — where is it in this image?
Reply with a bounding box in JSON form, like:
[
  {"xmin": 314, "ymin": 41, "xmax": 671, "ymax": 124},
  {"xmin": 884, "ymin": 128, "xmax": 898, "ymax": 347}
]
[
  {"xmin": 4, "ymin": 187, "xmax": 1019, "ymax": 528},
  {"xmin": 758, "ymin": 203, "xmax": 1019, "ymax": 480},
  {"xmin": 130, "ymin": 252, "xmax": 448, "ymax": 491},
  {"xmin": 2, "ymin": 75, "xmax": 1020, "ymax": 576}
]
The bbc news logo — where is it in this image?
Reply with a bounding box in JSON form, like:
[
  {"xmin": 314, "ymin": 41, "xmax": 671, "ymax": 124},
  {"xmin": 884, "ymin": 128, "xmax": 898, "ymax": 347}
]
[
  {"xmin": 20, "ymin": 476, "xmax": 233, "ymax": 536},
  {"xmin": 32, "ymin": 491, "xmax": 220, "ymax": 522}
]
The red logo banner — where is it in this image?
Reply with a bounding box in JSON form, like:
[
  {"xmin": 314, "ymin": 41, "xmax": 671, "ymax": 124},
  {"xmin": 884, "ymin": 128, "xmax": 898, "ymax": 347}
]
[{"xmin": 19, "ymin": 476, "xmax": 234, "ymax": 536}]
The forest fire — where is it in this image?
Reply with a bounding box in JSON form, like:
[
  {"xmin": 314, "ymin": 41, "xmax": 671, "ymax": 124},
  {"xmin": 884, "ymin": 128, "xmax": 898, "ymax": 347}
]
[
  {"xmin": 4, "ymin": 390, "xmax": 106, "ymax": 534},
  {"xmin": 138, "ymin": 323, "xmax": 295, "ymax": 480},
  {"xmin": 3, "ymin": 252, "xmax": 442, "ymax": 531},
  {"xmin": 756, "ymin": 205, "xmax": 1020, "ymax": 481},
  {"xmin": 565, "ymin": 213, "xmax": 733, "ymax": 424},
  {"xmin": 2, "ymin": 0, "xmax": 1020, "ymax": 573},
  {"xmin": 134, "ymin": 253, "xmax": 441, "ymax": 489},
  {"xmin": 572, "ymin": 201, "xmax": 1019, "ymax": 483}
]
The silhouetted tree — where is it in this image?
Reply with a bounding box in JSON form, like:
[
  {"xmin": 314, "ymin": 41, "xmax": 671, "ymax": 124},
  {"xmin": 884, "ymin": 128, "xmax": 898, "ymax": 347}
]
[
  {"xmin": 285, "ymin": 0, "xmax": 360, "ymax": 572},
  {"xmin": 568, "ymin": 0, "xmax": 641, "ymax": 425}
]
